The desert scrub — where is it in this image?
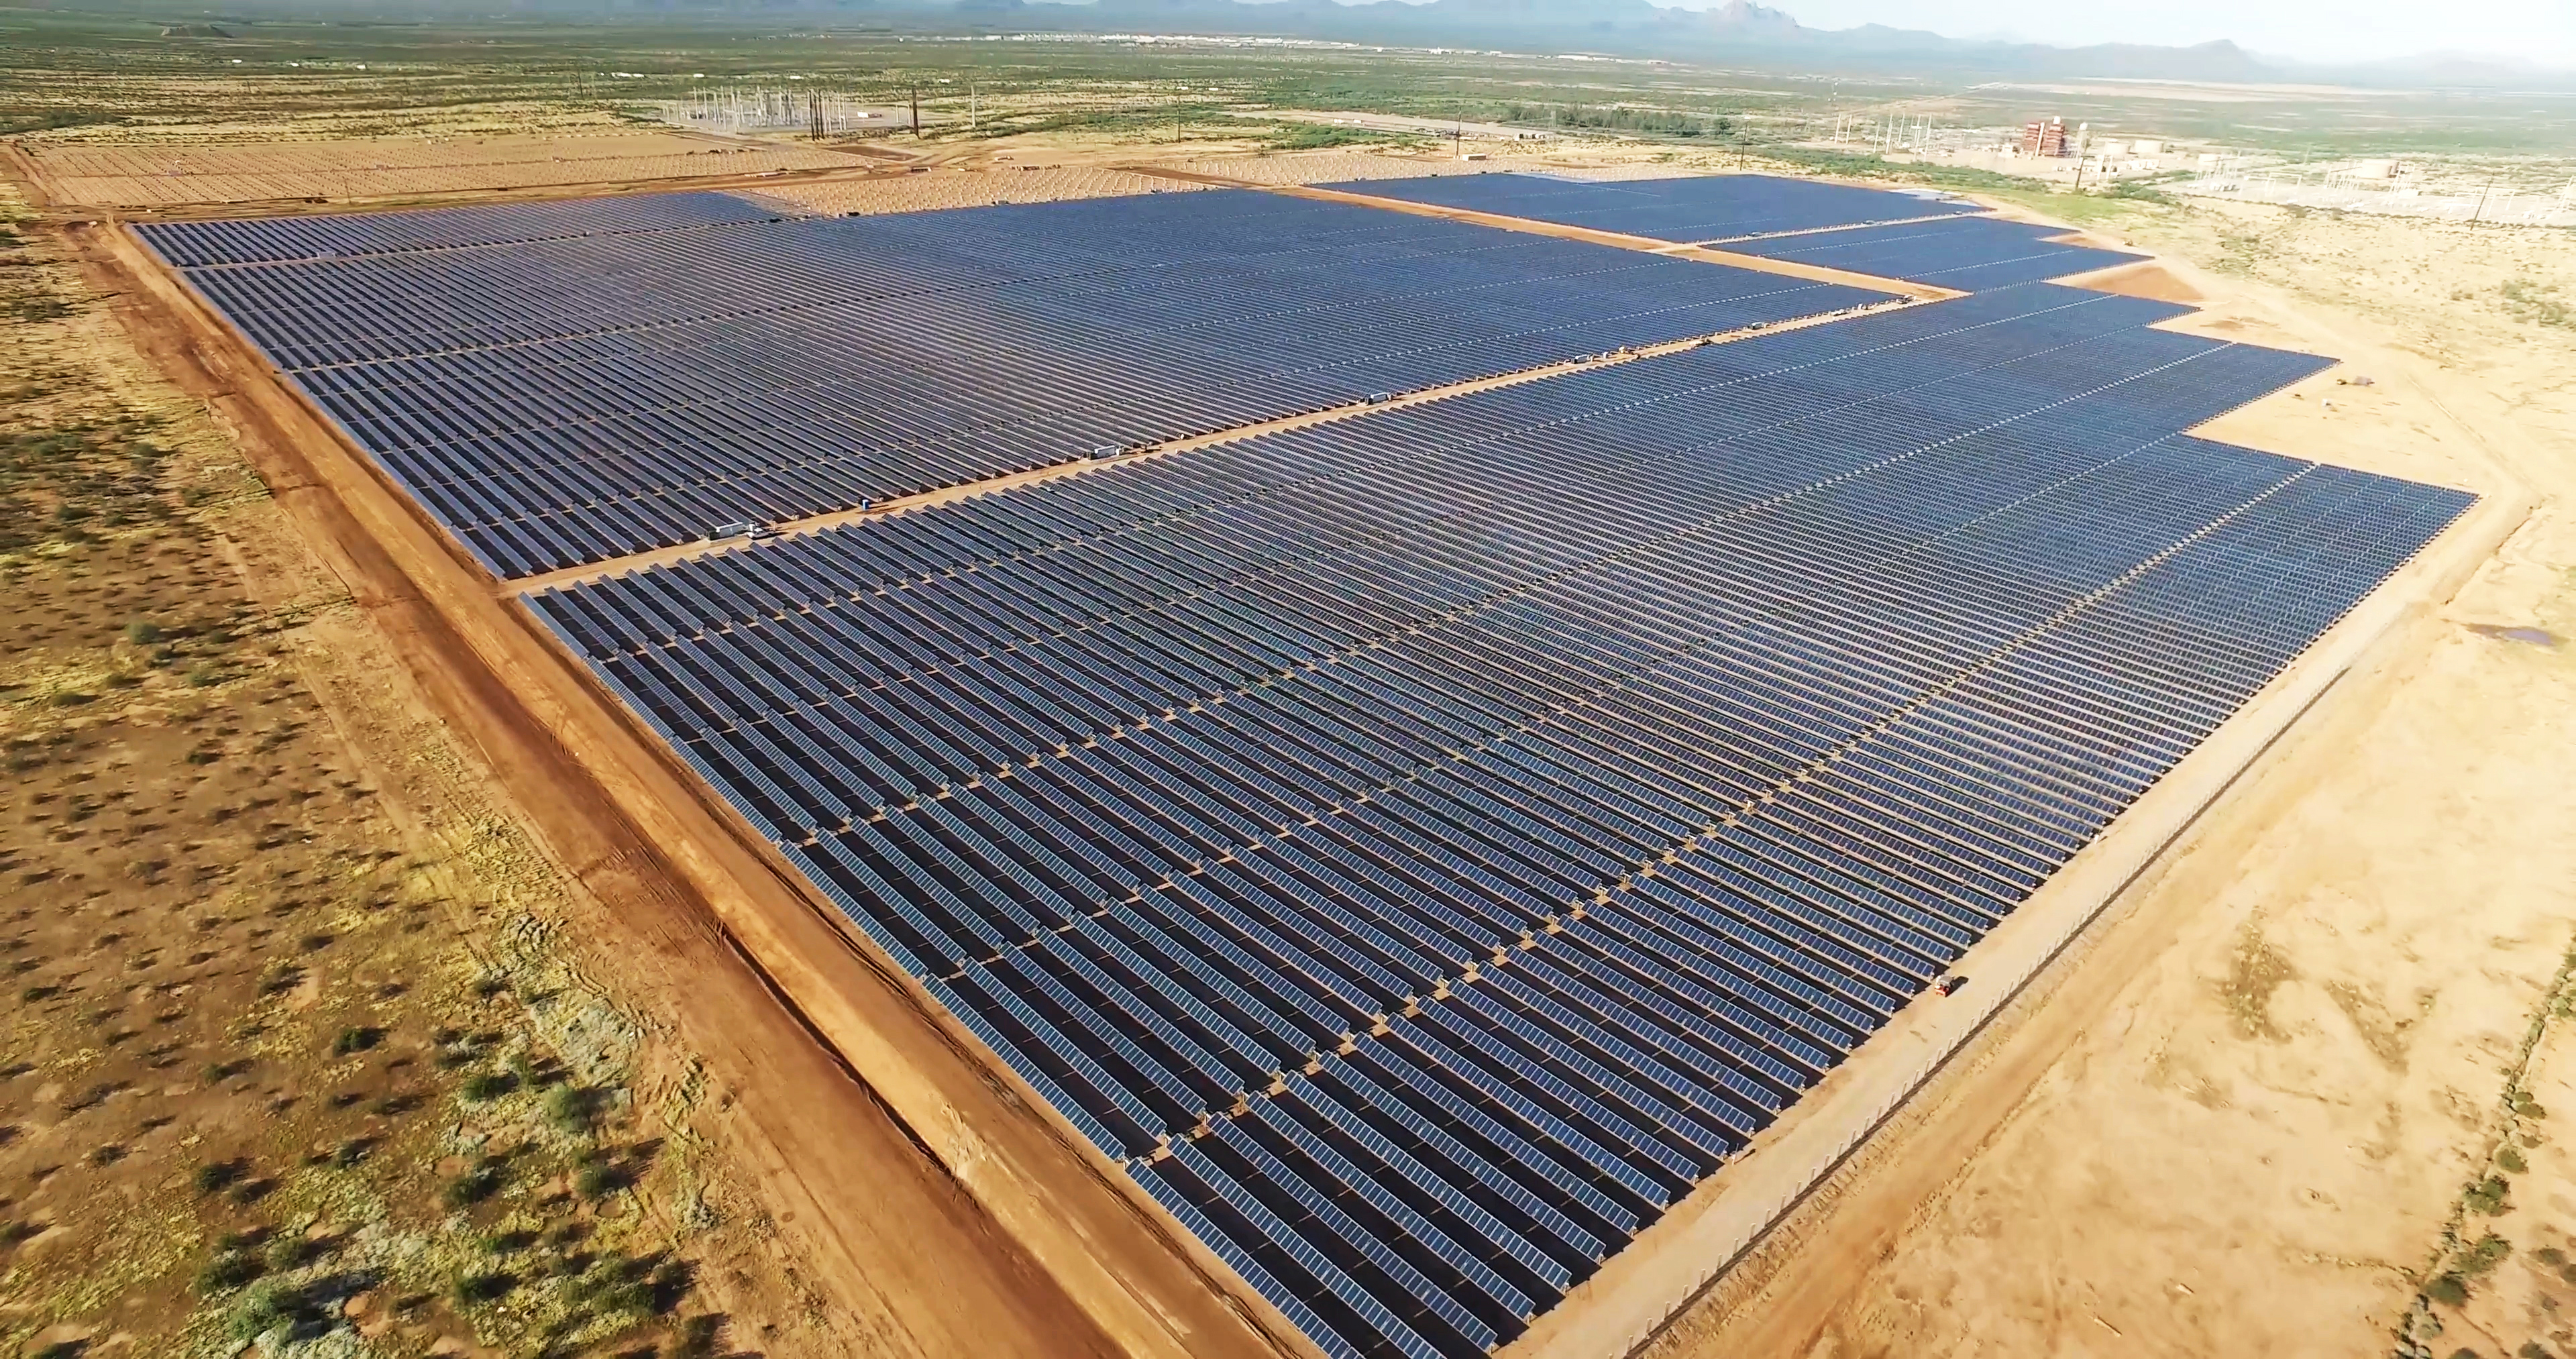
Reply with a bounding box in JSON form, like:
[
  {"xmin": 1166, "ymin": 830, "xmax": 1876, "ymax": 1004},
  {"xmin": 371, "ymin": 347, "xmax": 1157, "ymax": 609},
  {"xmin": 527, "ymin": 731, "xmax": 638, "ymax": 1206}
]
[{"xmin": 2500, "ymin": 278, "xmax": 2571, "ymax": 329}]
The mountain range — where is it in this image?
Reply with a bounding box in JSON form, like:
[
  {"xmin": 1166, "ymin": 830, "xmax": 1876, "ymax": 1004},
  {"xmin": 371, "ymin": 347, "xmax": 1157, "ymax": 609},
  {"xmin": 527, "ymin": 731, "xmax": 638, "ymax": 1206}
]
[
  {"xmin": 176, "ymin": 0, "xmax": 2576, "ymax": 87},
  {"xmin": 883, "ymin": 0, "xmax": 2571, "ymax": 85}
]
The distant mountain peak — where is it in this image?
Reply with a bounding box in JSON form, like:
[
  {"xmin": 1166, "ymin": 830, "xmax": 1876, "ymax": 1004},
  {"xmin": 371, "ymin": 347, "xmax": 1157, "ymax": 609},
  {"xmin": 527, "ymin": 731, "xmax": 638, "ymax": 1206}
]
[{"xmin": 1708, "ymin": 0, "xmax": 1803, "ymax": 31}]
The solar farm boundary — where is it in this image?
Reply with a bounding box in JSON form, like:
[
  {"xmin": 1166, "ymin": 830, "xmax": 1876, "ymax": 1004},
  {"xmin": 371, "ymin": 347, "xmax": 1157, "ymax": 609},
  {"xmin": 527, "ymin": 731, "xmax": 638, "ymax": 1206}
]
[
  {"xmin": 82, "ymin": 213, "xmax": 1332, "ymax": 1359},
  {"xmin": 502, "ymin": 293, "xmax": 1920, "ymax": 597},
  {"xmin": 102, "ymin": 168, "xmax": 2497, "ymax": 1359},
  {"xmin": 1492, "ymin": 482, "xmax": 2525, "ymax": 1359},
  {"xmin": 1120, "ymin": 164, "xmax": 1968, "ymax": 304}
]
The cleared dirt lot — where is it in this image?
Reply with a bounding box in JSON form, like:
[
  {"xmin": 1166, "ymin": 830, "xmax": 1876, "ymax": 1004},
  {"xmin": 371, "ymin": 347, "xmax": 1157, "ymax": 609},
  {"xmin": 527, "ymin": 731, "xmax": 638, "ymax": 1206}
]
[
  {"xmin": 1650, "ymin": 203, "xmax": 2576, "ymax": 1359},
  {"xmin": 25, "ymin": 130, "xmax": 869, "ymax": 209},
  {"xmin": 744, "ymin": 163, "xmax": 1210, "ymax": 215}
]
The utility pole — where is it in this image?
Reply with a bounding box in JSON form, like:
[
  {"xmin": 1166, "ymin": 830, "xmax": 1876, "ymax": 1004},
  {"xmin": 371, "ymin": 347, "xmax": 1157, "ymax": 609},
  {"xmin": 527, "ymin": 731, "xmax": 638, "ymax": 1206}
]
[
  {"xmin": 910, "ymin": 86, "xmax": 920, "ymax": 138},
  {"xmin": 2470, "ymin": 176, "xmax": 2496, "ymax": 225}
]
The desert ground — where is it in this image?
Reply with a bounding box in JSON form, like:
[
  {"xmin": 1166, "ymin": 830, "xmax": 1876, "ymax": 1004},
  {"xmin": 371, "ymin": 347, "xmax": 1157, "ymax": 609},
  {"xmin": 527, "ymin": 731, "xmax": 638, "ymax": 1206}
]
[
  {"xmin": 5, "ymin": 92, "xmax": 2573, "ymax": 1359},
  {"xmin": 0, "ymin": 179, "xmax": 818, "ymax": 1358},
  {"xmin": 27, "ymin": 130, "xmax": 865, "ymax": 208}
]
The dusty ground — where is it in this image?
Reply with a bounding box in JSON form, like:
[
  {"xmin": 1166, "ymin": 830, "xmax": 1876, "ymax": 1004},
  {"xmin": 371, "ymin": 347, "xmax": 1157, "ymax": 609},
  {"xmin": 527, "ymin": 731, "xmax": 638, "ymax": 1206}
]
[
  {"xmin": 743, "ymin": 164, "xmax": 1210, "ymax": 216},
  {"xmin": 28, "ymin": 131, "xmax": 865, "ymax": 209},
  {"xmin": 1648, "ymin": 201, "xmax": 2576, "ymax": 1359},
  {"xmin": 0, "ymin": 186, "xmax": 837, "ymax": 1358}
]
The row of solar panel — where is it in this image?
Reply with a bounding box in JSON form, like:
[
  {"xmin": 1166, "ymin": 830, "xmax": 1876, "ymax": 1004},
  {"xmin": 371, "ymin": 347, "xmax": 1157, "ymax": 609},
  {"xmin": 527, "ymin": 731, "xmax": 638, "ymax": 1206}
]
[
  {"xmin": 519, "ymin": 299, "xmax": 2345, "ymax": 1015},
  {"xmin": 1725, "ymin": 215, "xmax": 2147, "ymax": 292},
  {"xmin": 136, "ymin": 189, "xmax": 790, "ymax": 268},
  {"xmin": 167, "ymin": 192, "xmax": 1514, "ymax": 365},
  {"xmin": 528, "ymin": 291, "xmax": 2472, "ymax": 1356},
  {"xmin": 1325, "ymin": 172, "xmax": 1981, "ymax": 245},
  {"xmin": 521, "ymin": 285, "xmax": 2265, "ymax": 607},
  {"xmin": 146, "ymin": 190, "xmax": 1889, "ymax": 578},
  {"xmin": 537, "ymin": 459, "xmax": 2461, "ymax": 1359},
  {"xmin": 1328, "ymin": 176, "xmax": 2145, "ymax": 293},
  {"xmin": 528, "ymin": 421, "xmax": 2433, "ymax": 1002}
]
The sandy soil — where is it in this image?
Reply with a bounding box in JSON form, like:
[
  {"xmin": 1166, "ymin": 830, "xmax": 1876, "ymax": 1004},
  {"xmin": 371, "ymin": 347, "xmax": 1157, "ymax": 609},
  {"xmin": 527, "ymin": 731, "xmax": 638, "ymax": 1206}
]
[
  {"xmin": 1146, "ymin": 148, "xmax": 1676, "ymax": 184},
  {"xmin": 743, "ymin": 164, "xmax": 1211, "ymax": 216},
  {"xmin": 28, "ymin": 131, "xmax": 867, "ymax": 209},
  {"xmin": 0, "ymin": 182, "xmax": 812, "ymax": 1359},
  {"xmin": 1648, "ymin": 199, "xmax": 2576, "ymax": 1359}
]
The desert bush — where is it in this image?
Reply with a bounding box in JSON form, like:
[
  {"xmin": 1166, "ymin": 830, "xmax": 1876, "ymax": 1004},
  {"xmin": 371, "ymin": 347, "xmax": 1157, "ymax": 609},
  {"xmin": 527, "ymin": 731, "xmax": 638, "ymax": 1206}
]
[
  {"xmin": 544, "ymin": 1084, "xmax": 595, "ymax": 1133},
  {"xmin": 2459, "ymin": 1232, "xmax": 2512, "ymax": 1277},
  {"xmin": 195, "ymin": 1249, "xmax": 263, "ymax": 1294},
  {"xmin": 573, "ymin": 1160, "xmax": 627, "ymax": 1199},
  {"xmin": 449, "ymin": 1269, "xmax": 514, "ymax": 1305},
  {"xmin": 264, "ymin": 1233, "xmax": 320, "ymax": 1272},
  {"xmin": 442, "ymin": 1160, "xmax": 504, "ymax": 1208}
]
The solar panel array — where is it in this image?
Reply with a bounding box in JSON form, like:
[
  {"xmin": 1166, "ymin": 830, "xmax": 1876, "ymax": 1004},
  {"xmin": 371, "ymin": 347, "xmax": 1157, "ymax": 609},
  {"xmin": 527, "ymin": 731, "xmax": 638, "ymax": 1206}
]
[
  {"xmin": 1726, "ymin": 216, "xmax": 2147, "ymax": 292},
  {"xmin": 140, "ymin": 188, "xmax": 1888, "ymax": 578},
  {"xmin": 527, "ymin": 282, "xmax": 2472, "ymax": 1359},
  {"xmin": 1326, "ymin": 172, "xmax": 1981, "ymax": 244},
  {"xmin": 137, "ymin": 190, "xmax": 787, "ymax": 268}
]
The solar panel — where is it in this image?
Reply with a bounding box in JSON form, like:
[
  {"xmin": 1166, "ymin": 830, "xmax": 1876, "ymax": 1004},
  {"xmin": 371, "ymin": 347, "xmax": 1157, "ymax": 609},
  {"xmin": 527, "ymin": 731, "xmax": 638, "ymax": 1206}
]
[
  {"xmin": 139, "ymin": 188, "xmax": 1891, "ymax": 578},
  {"xmin": 1325, "ymin": 172, "xmax": 1982, "ymax": 243},
  {"xmin": 530, "ymin": 282, "xmax": 2472, "ymax": 1358},
  {"xmin": 1723, "ymin": 215, "xmax": 2149, "ymax": 291},
  {"xmin": 135, "ymin": 190, "xmax": 787, "ymax": 268}
]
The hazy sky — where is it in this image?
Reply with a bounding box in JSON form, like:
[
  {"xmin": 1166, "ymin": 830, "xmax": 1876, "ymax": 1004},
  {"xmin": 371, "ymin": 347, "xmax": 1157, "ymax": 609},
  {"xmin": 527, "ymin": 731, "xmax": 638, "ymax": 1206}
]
[{"xmin": 1654, "ymin": 0, "xmax": 2576, "ymax": 66}]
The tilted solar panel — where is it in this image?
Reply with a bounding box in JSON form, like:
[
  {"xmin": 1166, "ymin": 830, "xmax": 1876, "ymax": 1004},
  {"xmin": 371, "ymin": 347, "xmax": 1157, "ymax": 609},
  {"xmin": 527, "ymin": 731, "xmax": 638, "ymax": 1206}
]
[
  {"xmin": 134, "ymin": 190, "xmax": 787, "ymax": 268},
  {"xmin": 142, "ymin": 188, "xmax": 1890, "ymax": 578}
]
